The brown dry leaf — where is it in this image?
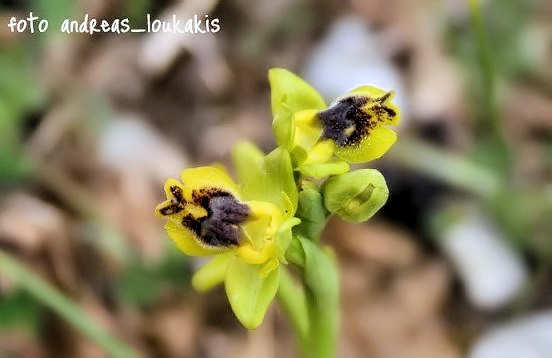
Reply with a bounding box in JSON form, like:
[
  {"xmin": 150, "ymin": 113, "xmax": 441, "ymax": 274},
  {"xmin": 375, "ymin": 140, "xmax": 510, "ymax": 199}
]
[
  {"xmin": 138, "ymin": 0, "xmax": 230, "ymax": 94},
  {"xmin": 503, "ymin": 85, "xmax": 552, "ymax": 179},
  {"xmin": 240, "ymin": 308, "xmax": 275, "ymax": 358},
  {"xmin": 145, "ymin": 302, "xmax": 201, "ymax": 357},
  {"xmin": 198, "ymin": 103, "xmax": 272, "ymax": 162},
  {"xmin": 325, "ymin": 219, "xmax": 419, "ymax": 268},
  {"xmin": 0, "ymin": 193, "xmax": 78, "ymax": 291},
  {"xmin": 201, "ymin": 329, "xmax": 248, "ymax": 358},
  {"xmin": 390, "ymin": 260, "xmax": 450, "ymax": 319},
  {"xmin": 82, "ymin": 38, "xmax": 146, "ymax": 102},
  {"xmin": 327, "ymin": 219, "xmax": 460, "ymax": 358},
  {"xmin": 0, "ymin": 331, "xmax": 43, "ymax": 358},
  {"xmin": 0, "ymin": 193, "xmax": 66, "ymax": 254}
]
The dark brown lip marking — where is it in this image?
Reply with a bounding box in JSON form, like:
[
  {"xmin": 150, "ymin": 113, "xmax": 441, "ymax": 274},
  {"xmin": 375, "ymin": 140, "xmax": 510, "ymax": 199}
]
[
  {"xmin": 382, "ymin": 106, "xmax": 396, "ymax": 117},
  {"xmin": 158, "ymin": 185, "xmax": 186, "ymax": 215},
  {"xmin": 318, "ymin": 93, "xmax": 396, "ymax": 147},
  {"xmin": 170, "ymin": 185, "xmax": 184, "ymax": 202},
  {"xmin": 377, "ymin": 92, "xmax": 391, "ymax": 104},
  {"xmin": 182, "ymin": 188, "xmax": 250, "ymax": 248},
  {"xmin": 319, "ymin": 96, "xmax": 372, "ymax": 147}
]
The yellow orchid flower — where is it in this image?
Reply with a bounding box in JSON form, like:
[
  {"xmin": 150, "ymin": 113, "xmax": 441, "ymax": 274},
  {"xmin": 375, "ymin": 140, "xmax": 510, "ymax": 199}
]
[
  {"xmin": 269, "ymin": 68, "xmax": 400, "ymax": 177},
  {"xmin": 156, "ymin": 167, "xmax": 279, "ymax": 266},
  {"xmin": 155, "ymin": 147, "xmax": 299, "ymax": 329}
]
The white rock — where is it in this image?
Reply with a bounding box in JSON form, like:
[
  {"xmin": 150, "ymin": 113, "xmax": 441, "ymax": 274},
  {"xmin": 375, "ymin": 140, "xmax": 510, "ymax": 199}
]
[
  {"xmin": 302, "ymin": 15, "xmax": 407, "ymax": 118},
  {"xmin": 471, "ymin": 311, "xmax": 552, "ymax": 358},
  {"xmin": 97, "ymin": 114, "xmax": 188, "ymax": 181},
  {"xmin": 440, "ymin": 212, "xmax": 528, "ymax": 310}
]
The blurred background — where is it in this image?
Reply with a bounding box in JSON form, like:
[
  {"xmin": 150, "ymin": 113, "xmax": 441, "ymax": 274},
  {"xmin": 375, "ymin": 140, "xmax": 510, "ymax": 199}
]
[{"xmin": 1, "ymin": 0, "xmax": 551, "ymax": 357}]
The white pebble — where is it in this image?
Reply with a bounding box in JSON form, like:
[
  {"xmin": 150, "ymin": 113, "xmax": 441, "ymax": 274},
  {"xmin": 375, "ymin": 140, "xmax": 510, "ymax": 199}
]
[
  {"xmin": 302, "ymin": 15, "xmax": 407, "ymax": 120},
  {"xmin": 441, "ymin": 212, "xmax": 528, "ymax": 310},
  {"xmin": 471, "ymin": 311, "xmax": 552, "ymax": 358}
]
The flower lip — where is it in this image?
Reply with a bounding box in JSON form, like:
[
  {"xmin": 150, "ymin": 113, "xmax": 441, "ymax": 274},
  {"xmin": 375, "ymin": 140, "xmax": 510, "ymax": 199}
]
[
  {"xmin": 318, "ymin": 93, "xmax": 397, "ymax": 147},
  {"xmin": 158, "ymin": 185, "xmax": 251, "ymax": 248},
  {"xmin": 158, "ymin": 185, "xmax": 186, "ymax": 215},
  {"xmin": 189, "ymin": 189, "xmax": 250, "ymax": 248}
]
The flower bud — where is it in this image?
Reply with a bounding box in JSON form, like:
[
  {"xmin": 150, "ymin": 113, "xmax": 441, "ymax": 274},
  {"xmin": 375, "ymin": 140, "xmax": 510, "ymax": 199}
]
[{"xmin": 323, "ymin": 169, "xmax": 388, "ymax": 223}]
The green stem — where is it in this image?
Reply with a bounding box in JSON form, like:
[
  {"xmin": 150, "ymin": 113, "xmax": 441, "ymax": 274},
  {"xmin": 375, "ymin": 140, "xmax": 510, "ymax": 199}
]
[
  {"xmin": 0, "ymin": 250, "xmax": 140, "ymax": 358},
  {"xmin": 277, "ymin": 268, "xmax": 309, "ymax": 341},
  {"xmin": 283, "ymin": 237, "xmax": 339, "ymax": 358}
]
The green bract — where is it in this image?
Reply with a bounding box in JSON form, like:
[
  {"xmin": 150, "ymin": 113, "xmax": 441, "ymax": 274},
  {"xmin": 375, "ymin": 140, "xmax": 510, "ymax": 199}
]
[{"xmin": 294, "ymin": 182, "xmax": 328, "ymax": 241}]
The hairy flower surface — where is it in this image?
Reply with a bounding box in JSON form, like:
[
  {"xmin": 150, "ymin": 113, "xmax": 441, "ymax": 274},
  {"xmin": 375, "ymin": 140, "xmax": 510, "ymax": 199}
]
[
  {"xmin": 156, "ymin": 148, "xmax": 299, "ymax": 329},
  {"xmin": 269, "ymin": 68, "xmax": 400, "ymax": 177}
]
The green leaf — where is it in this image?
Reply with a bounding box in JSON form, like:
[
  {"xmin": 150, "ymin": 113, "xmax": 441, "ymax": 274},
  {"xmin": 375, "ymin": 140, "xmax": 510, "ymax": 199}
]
[
  {"xmin": 297, "ymin": 160, "xmax": 349, "ymax": 179},
  {"xmin": 0, "ymin": 44, "xmax": 43, "ymax": 183},
  {"xmin": 268, "ymin": 68, "xmax": 326, "ymax": 148},
  {"xmin": 32, "ymin": 0, "xmax": 75, "ymax": 37},
  {"xmin": 294, "ymin": 182, "xmax": 328, "ymax": 241},
  {"xmin": 0, "ymin": 291, "xmax": 41, "ymax": 332},
  {"xmin": 388, "ymin": 138, "xmax": 502, "ymax": 199},
  {"xmin": 117, "ymin": 243, "xmax": 189, "ymax": 306},
  {"xmin": 192, "ymin": 253, "xmax": 233, "ymax": 292},
  {"xmin": 0, "ymin": 250, "xmax": 139, "ymax": 358},
  {"xmin": 470, "ymin": 136, "xmax": 512, "ymax": 177},
  {"xmin": 224, "ymin": 257, "xmax": 280, "ymax": 329},
  {"xmin": 296, "ymin": 237, "xmax": 338, "ymax": 307},
  {"xmin": 122, "ymin": 0, "xmax": 152, "ymax": 25}
]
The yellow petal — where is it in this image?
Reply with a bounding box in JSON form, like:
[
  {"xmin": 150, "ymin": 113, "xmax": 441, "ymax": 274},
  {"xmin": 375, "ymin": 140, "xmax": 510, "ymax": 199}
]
[
  {"xmin": 248, "ymin": 200, "xmax": 283, "ymax": 238},
  {"xmin": 237, "ymin": 242, "xmax": 276, "ymax": 265},
  {"xmin": 335, "ymin": 126, "xmax": 397, "ymax": 163},
  {"xmin": 293, "ymin": 109, "xmax": 322, "ymax": 150},
  {"xmin": 165, "ymin": 220, "xmax": 226, "ymax": 256},
  {"xmin": 303, "ymin": 140, "xmax": 336, "ymax": 165},
  {"xmin": 241, "ymin": 214, "xmax": 270, "ymax": 250},
  {"xmin": 180, "ymin": 166, "xmax": 241, "ymax": 201}
]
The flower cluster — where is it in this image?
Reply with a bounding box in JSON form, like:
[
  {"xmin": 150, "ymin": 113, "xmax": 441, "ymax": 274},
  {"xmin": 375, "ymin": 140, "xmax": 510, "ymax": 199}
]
[{"xmin": 155, "ymin": 68, "xmax": 400, "ymax": 329}]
